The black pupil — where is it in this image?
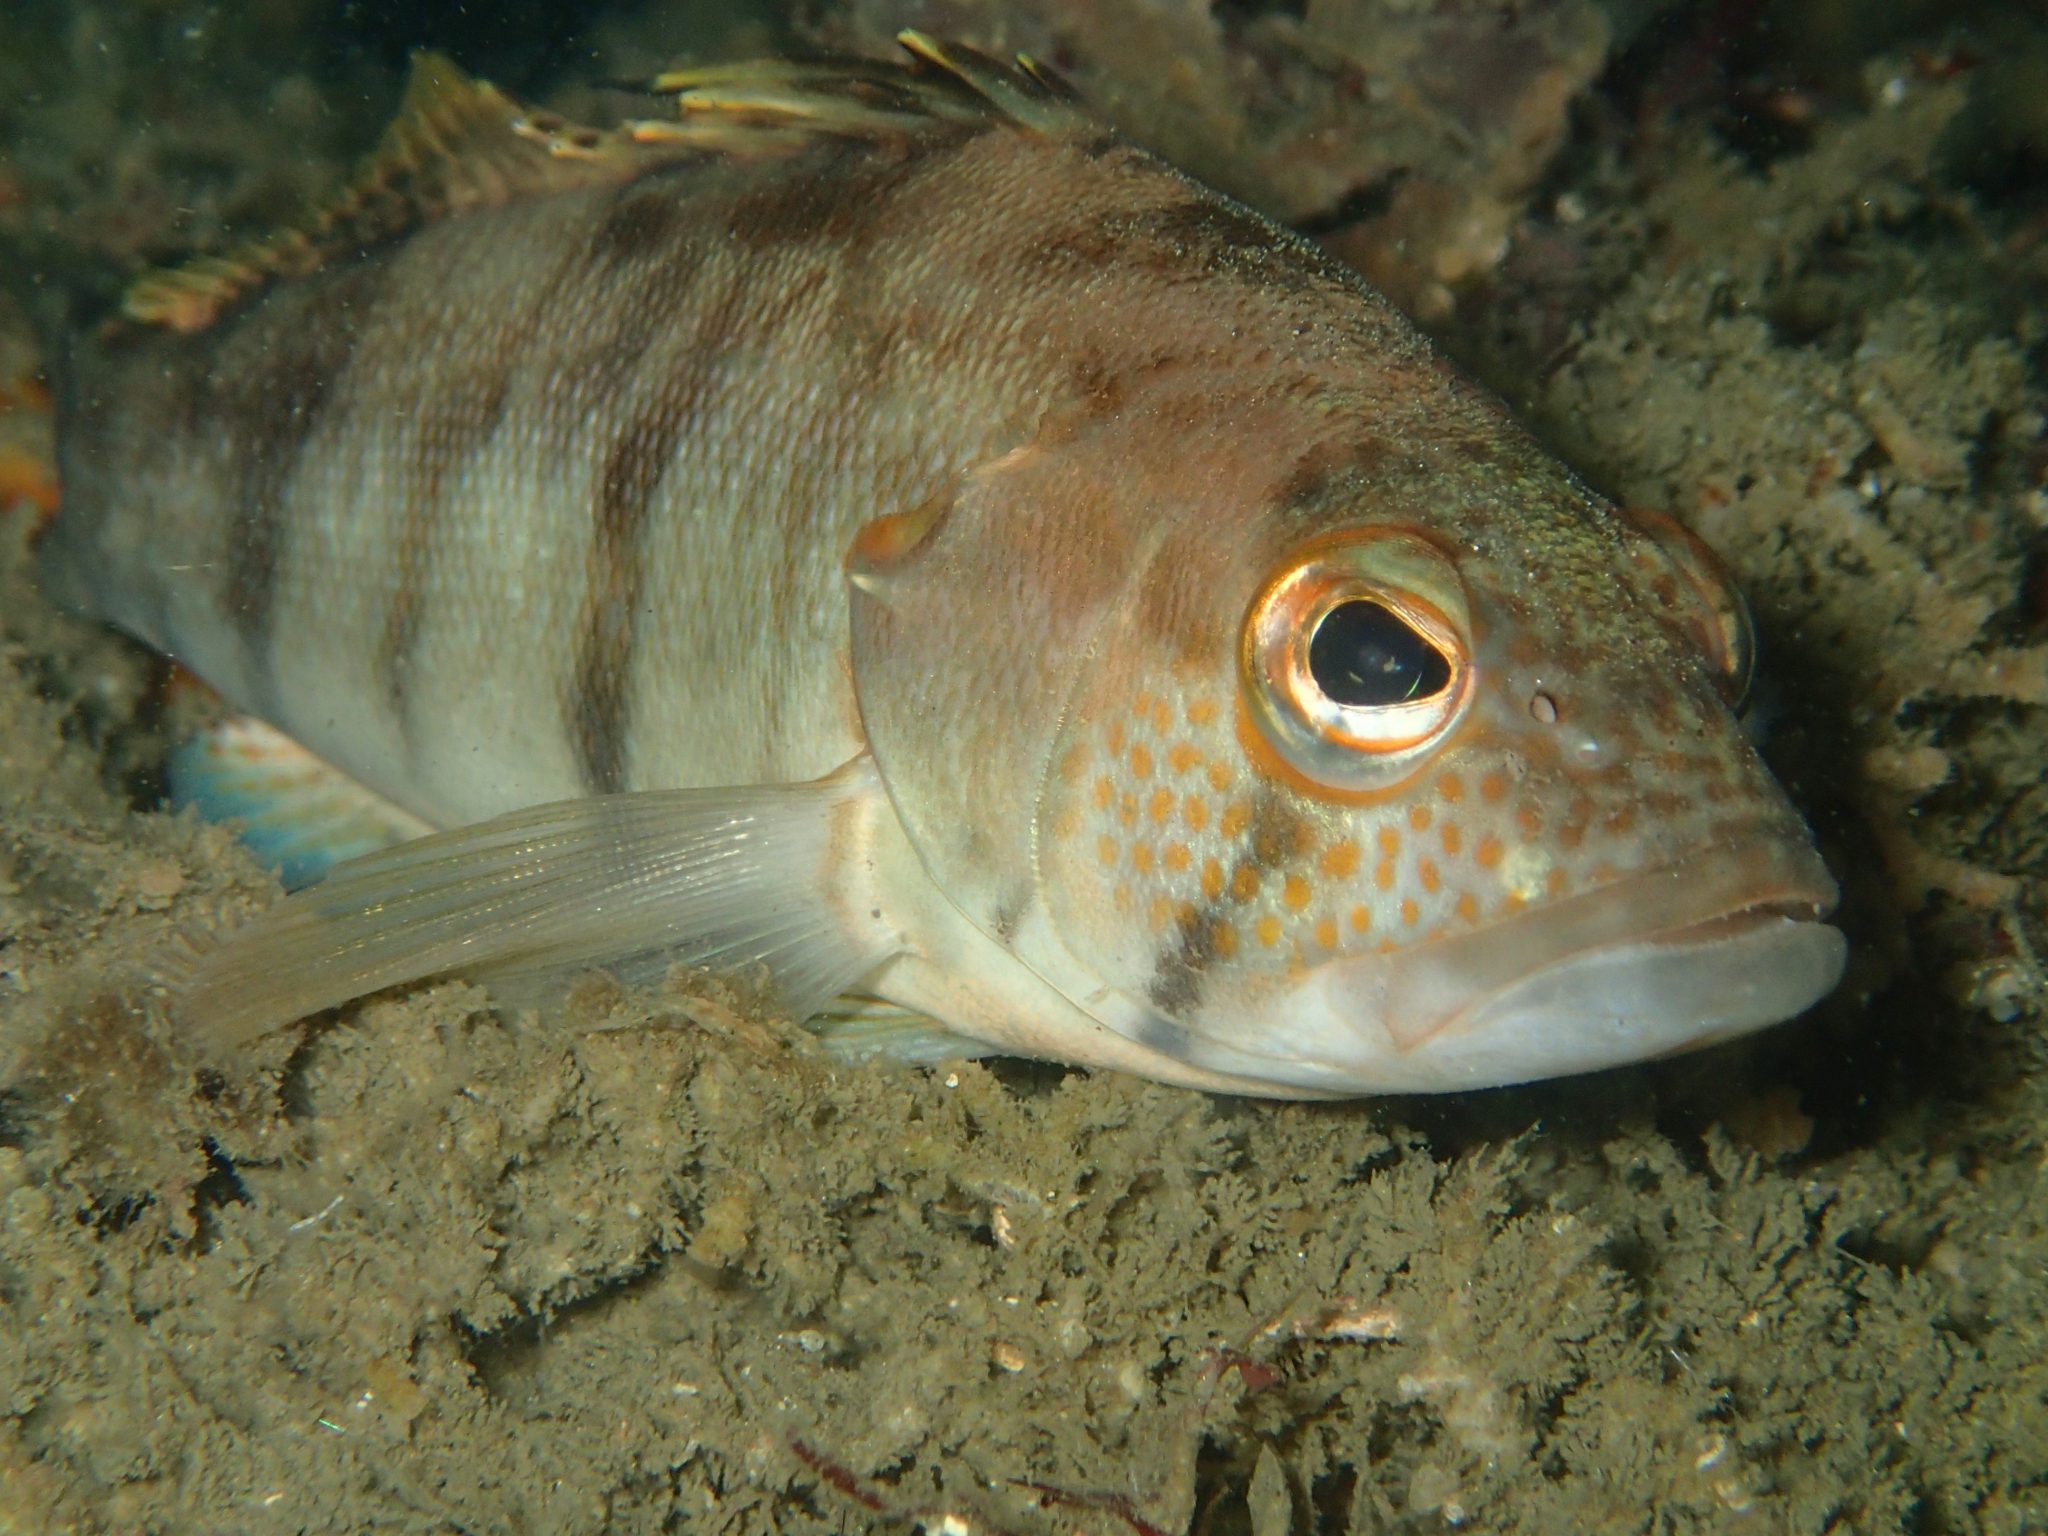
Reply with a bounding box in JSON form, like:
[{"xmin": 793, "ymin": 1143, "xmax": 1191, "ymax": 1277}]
[{"xmin": 1308, "ymin": 600, "xmax": 1452, "ymax": 707}]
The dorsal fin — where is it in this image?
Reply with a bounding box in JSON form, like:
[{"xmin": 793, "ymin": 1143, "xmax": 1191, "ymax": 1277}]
[
  {"xmin": 121, "ymin": 52, "xmax": 671, "ymax": 334},
  {"xmin": 638, "ymin": 30, "xmax": 1091, "ymax": 149},
  {"xmin": 120, "ymin": 33, "xmax": 1095, "ymax": 336}
]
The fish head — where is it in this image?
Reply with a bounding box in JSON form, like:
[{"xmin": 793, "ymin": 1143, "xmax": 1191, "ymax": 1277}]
[{"xmin": 851, "ymin": 394, "xmax": 1844, "ymax": 1095}]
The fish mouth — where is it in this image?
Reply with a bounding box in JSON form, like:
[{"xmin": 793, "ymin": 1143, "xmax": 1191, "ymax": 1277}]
[{"xmin": 1242, "ymin": 839, "xmax": 1847, "ymax": 1093}]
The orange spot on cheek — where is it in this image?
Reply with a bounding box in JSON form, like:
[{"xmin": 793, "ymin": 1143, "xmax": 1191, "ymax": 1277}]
[
  {"xmin": 1183, "ymin": 795, "xmax": 1210, "ymax": 832},
  {"xmin": 1213, "ymin": 922, "xmax": 1240, "ymax": 957},
  {"xmin": 1148, "ymin": 896, "xmax": 1172, "ymax": 931},
  {"xmin": 1283, "ymin": 874, "xmax": 1312, "ymax": 911},
  {"xmin": 1408, "ymin": 804, "xmax": 1433, "ymax": 833},
  {"xmin": 1094, "ymin": 776, "xmax": 1114, "ymax": 810},
  {"xmin": 1437, "ymin": 773, "xmax": 1464, "ymax": 803},
  {"xmin": 1400, "ymin": 898, "xmax": 1420, "ymax": 926},
  {"xmin": 1165, "ymin": 841, "xmax": 1192, "ymax": 872},
  {"xmin": 1516, "ymin": 803, "xmax": 1543, "ymax": 836},
  {"xmin": 1232, "ymin": 866, "xmax": 1261, "ymax": 902},
  {"xmin": 1546, "ymin": 867, "xmax": 1568, "ymax": 896},
  {"xmin": 1151, "ymin": 699, "xmax": 1172, "ymax": 735},
  {"xmin": 1314, "ymin": 917, "xmax": 1338, "ymax": 949},
  {"xmin": 1130, "ymin": 744, "xmax": 1153, "ymax": 779},
  {"xmin": 1440, "ymin": 823, "xmax": 1462, "ymax": 856},
  {"xmin": 1221, "ymin": 803, "xmax": 1252, "ymax": 840},
  {"xmin": 1148, "ymin": 788, "xmax": 1174, "ymax": 823},
  {"xmin": 1167, "ymin": 743, "xmax": 1201, "ymax": 774},
  {"xmin": 1456, "ymin": 891, "xmax": 1480, "ymax": 922},
  {"xmin": 1320, "ymin": 840, "xmax": 1360, "ymax": 879},
  {"xmin": 1201, "ymin": 857, "xmax": 1225, "ymax": 899},
  {"xmin": 1132, "ymin": 844, "xmax": 1155, "ymax": 874},
  {"xmin": 1108, "ymin": 721, "xmax": 1126, "ymax": 754},
  {"xmin": 1375, "ymin": 859, "xmax": 1396, "ymax": 891},
  {"xmin": 1418, "ymin": 858, "xmax": 1441, "ymax": 894},
  {"xmin": 1255, "ymin": 915, "xmax": 1283, "ymax": 948},
  {"xmin": 1377, "ymin": 826, "xmax": 1402, "ymax": 857},
  {"xmin": 1207, "ymin": 763, "xmax": 1233, "ymax": 794},
  {"xmin": 1480, "ymin": 771, "xmax": 1509, "ymax": 802},
  {"xmin": 1349, "ymin": 904, "xmax": 1372, "ymax": 932},
  {"xmin": 1097, "ymin": 835, "xmax": 1118, "ymax": 866},
  {"xmin": 1475, "ymin": 834, "xmax": 1504, "ymax": 869},
  {"xmin": 1187, "ymin": 698, "xmax": 1218, "ymax": 726}
]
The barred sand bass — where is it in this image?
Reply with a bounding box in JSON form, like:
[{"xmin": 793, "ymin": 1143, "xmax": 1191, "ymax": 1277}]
[{"xmin": 39, "ymin": 36, "xmax": 1845, "ymax": 1095}]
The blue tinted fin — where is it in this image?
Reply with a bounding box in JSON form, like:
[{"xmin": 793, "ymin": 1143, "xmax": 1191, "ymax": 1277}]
[{"xmin": 168, "ymin": 718, "xmax": 433, "ymax": 889}]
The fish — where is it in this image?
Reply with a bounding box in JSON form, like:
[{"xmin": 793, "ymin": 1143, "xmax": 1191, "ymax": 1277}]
[{"xmin": 36, "ymin": 35, "xmax": 1847, "ymax": 1097}]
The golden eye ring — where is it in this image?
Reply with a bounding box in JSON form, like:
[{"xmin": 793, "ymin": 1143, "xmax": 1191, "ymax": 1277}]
[{"xmin": 1242, "ymin": 530, "xmax": 1474, "ymax": 792}]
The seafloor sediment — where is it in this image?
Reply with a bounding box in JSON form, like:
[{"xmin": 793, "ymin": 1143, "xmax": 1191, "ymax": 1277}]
[{"xmin": 0, "ymin": 2, "xmax": 2043, "ymax": 1532}]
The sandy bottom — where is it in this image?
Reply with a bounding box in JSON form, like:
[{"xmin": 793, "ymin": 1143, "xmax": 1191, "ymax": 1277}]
[{"xmin": 2, "ymin": 3, "xmax": 2044, "ymax": 1532}]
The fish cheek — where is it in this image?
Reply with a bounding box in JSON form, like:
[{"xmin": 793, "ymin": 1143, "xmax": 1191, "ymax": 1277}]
[{"xmin": 1033, "ymin": 630, "xmax": 1266, "ymax": 1012}]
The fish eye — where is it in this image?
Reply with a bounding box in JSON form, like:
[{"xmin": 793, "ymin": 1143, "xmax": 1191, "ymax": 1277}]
[
  {"xmin": 1621, "ymin": 507, "xmax": 1756, "ymax": 709},
  {"xmin": 1308, "ymin": 600, "xmax": 1453, "ymax": 707},
  {"xmin": 1243, "ymin": 530, "xmax": 1473, "ymax": 792}
]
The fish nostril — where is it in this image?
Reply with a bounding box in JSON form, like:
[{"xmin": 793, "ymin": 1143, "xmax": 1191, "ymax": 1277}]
[{"xmin": 1529, "ymin": 691, "xmax": 1559, "ymax": 724}]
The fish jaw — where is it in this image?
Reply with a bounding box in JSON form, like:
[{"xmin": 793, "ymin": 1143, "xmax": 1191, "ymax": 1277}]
[
  {"xmin": 1152, "ymin": 839, "xmax": 1847, "ymax": 1094},
  {"xmin": 1357, "ymin": 911, "xmax": 1847, "ymax": 1091}
]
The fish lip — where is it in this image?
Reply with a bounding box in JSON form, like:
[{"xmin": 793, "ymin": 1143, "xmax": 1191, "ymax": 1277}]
[
  {"xmin": 1404, "ymin": 900, "xmax": 1848, "ymax": 1087},
  {"xmin": 1638, "ymin": 896, "xmax": 1835, "ymax": 949},
  {"xmin": 1239, "ymin": 838, "xmax": 1848, "ymax": 1092},
  {"xmin": 1383, "ymin": 841, "xmax": 1838, "ymax": 1033}
]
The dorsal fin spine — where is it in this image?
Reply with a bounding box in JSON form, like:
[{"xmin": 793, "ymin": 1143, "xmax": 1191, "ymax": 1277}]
[
  {"xmin": 118, "ymin": 36, "xmax": 1097, "ymax": 336},
  {"xmin": 120, "ymin": 51, "xmax": 657, "ymax": 335}
]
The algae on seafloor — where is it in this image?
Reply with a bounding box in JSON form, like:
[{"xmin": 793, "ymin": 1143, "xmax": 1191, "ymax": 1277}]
[{"xmin": 1, "ymin": 2, "xmax": 2044, "ymax": 1532}]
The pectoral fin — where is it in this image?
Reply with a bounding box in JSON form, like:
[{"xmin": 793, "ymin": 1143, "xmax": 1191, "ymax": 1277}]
[{"xmin": 162, "ymin": 757, "xmax": 903, "ymax": 1055}]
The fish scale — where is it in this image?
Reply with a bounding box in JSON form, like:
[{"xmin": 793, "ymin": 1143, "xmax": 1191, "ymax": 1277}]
[{"xmin": 38, "ymin": 36, "xmax": 1845, "ymax": 1095}]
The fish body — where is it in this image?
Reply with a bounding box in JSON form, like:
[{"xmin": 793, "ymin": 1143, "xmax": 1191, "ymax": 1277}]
[{"xmin": 40, "ymin": 39, "xmax": 1845, "ymax": 1095}]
